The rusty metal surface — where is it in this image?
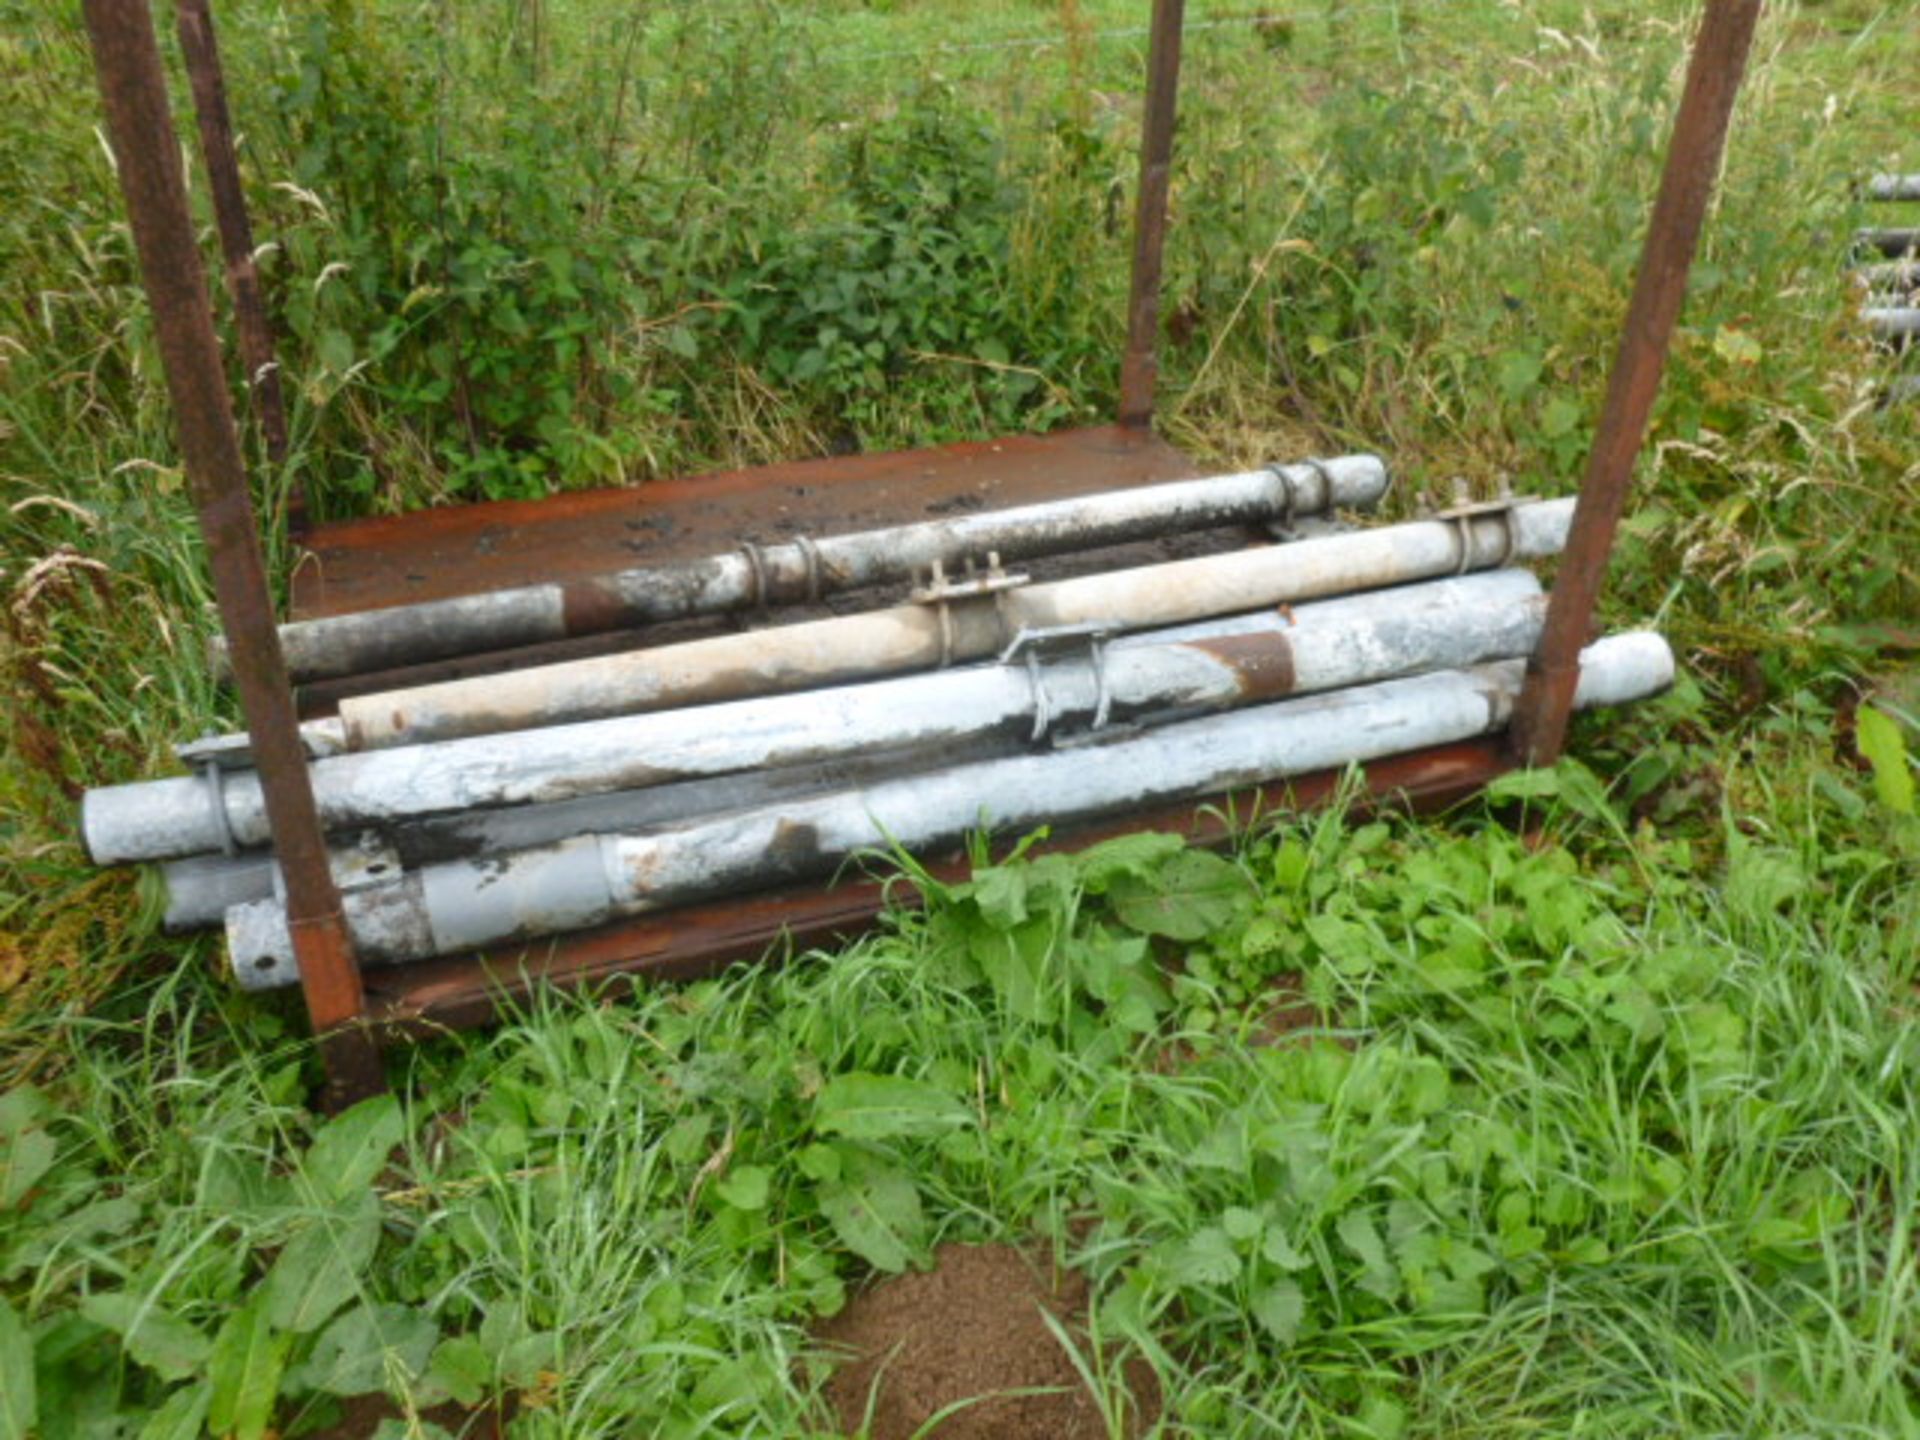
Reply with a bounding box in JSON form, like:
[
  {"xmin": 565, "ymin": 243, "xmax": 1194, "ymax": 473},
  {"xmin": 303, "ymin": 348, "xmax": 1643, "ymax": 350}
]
[
  {"xmin": 291, "ymin": 425, "xmax": 1198, "ymax": 620},
  {"xmin": 1508, "ymin": 0, "xmax": 1760, "ymax": 766},
  {"xmin": 1117, "ymin": 0, "xmax": 1184, "ymax": 428},
  {"xmin": 82, "ymin": 0, "xmax": 375, "ymax": 1094},
  {"xmin": 359, "ymin": 735, "xmax": 1514, "ymax": 1036},
  {"xmin": 172, "ymin": 0, "xmax": 296, "ymax": 519}
]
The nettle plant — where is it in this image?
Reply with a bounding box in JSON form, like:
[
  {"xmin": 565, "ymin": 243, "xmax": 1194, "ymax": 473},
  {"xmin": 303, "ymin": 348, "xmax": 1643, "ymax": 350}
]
[{"xmin": 678, "ymin": 93, "xmax": 1102, "ymax": 442}]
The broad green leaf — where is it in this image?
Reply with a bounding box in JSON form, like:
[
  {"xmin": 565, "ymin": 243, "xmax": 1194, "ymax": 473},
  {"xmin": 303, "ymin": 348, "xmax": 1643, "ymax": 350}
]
[
  {"xmin": 303, "ymin": 1095, "xmax": 406, "ymax": 1203},
  {"xmin": 370, "ymin": 1423, "xmax": 454, "ymax": 1440},
  {"xmin": 0, "ymin": 1297, "xmax": 33, "ymax": 1440},
  {"xmin": 1262, "ymin": 1229, "xmax": 1311, "ymax": 1272},
  {"xmin": 814, "ymin": 1073, "xmax": 970, "ymax": 1141},
  {"xmin": 1108, "ymin": 850, "xmax": 1251, "ymax": 941},
  {"xmin": 264, "ymin": 1194, "xmax": 381, "ymax": 1333},
  {"xmin": 137, "ymin": 1383, "xmax": 210, "ymax": 1440},
  {"xmin": 80, "ymin": 1293, "xmax": 210, "ymax": 1381},
  {"xmin": 1252, "ymin": 1280, "xmax": 1306, "ymax": 1344},
  {"xmin": 969, "ymin": 917, "xmax": 1057, "ymax": 1021},
  {"xmin": 1337, "ymin": 1211, "xmax": 1400, "ymax": 1302},
  {"xmin": 428, "ymin": 1334, "xmax": 493, "ymax": 1407},
  {"xmin": 292, "ymin": 1302, "xmax": 438, "ymax": 1397},
  {"xmin": 1160, "ymin": 1226, "xmax": 1240, "ymax": 1286},
  {"xmin": 0, "ymin": 1127, "xmax": 55, "ymax": 1210},
  {"xmin": 1072, "ymin": 832, "xmax": 1186, "ymax": 892},
  {"xmin": 1857, "ymin": 705, "xmax": 1915, "ymax": 815},
  {"xmin": 715, "ymin": 1165, "xmax": 772, "ymax": 1211},
  {"xmin": 817, "ymin": 1160, "xmax": 925, "ymax": 1273},
  {"xmin": 1221, "ymin": 1207, "xmax": 1264, "ymax": 1244},
  {"xmin": 208, "ymin": 1292, "xmax": 286, "ymax": 1440},
  {"xmin": 1539, "ymin": 395, "xmax": 1581, "ymax": 438}
]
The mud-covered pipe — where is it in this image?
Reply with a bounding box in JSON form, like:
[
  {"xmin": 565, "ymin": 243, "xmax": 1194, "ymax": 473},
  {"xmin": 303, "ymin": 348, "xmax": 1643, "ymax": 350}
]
[
  {"xmin": 336, "ymin": 498, "xmax": 1577, "ymax": 749},
  {"xmin": 227, "ymin": 631, "xmax": 1675, "ymax": 985},
  {"xmin": 89, "ymin": 571, "xmax": 1547, "ymax": 865},
  {"xmin": 233, "ymin": 456, "xmax": 1389, "ymax": 683}
]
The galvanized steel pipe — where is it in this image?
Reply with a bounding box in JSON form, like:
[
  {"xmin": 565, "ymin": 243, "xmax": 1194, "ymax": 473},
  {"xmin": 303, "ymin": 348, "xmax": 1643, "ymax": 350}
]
[
  {"xmin": 89, "ymin": 571, "xmax": 1547, "ymax": 864},
  {"xmin": 1866, "ymin": 174, "xmax": 1920, "ymax": 203},
  {"xmin": 1866, "ymin": 308, "xmax": 1920, "ymax": 341},
  {"xmin": 338, "ymin": 498, "xmax": 1577, "ymax": 749},
  {"xmin": 227, "ymin": 631, "xmax": 1674, "ymax": 985},
  {"xmin": 242, "ymin": 456, "xmax": 1389, "ymax": 682}
]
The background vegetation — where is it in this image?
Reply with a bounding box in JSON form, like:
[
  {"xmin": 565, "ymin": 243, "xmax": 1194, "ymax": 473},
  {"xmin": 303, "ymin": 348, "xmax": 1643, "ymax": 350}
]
[{"xmin": 0, "ymin": 0, "xmax": 1916, "ymax": 1435}]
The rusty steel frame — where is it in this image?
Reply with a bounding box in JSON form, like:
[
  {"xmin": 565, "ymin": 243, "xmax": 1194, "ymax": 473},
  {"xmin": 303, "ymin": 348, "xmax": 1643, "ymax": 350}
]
[
  {"xmin": 1118, "ymin": 0, "xmax": 1184, "ymax": 427},
  {"xmin": 80, "ymin": 0, "xmax": 1755, "ymax": 1101},
  {"xmin": 81, "ymin": 0, "xmax": 381, "ymax": 1105},
  {"xmin": 1508, "ymin": 0, "xmax": 1761, "ymax": 764},
  {"xmin": 170, "ymin": 0, "xmax": 302, "ymax": 530}
]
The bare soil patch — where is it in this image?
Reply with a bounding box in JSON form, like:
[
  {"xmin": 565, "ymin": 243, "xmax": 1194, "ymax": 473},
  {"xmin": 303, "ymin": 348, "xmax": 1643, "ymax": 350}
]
[{"xmin": 813, "ymin": 1241, "xmax": 1157, "ymax": 1440}]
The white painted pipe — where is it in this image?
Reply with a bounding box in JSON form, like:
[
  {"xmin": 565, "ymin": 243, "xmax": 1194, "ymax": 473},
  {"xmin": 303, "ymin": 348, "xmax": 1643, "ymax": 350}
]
[
  {"xmin": 87, "ymin": 571, "xmax": 1549, "ymax": 865},
  {"xmin": 1866, "ymin": 174, "xmax": 1920, "ymax": 203},
  {"xmin": 237, "ymin": 456, "xmax": 1389, "ymax": 682},
  {"xmin": 227, "ymin": 631, "xmax": 1674, "ymax": 987},
  {"xmin": 336, "ymin": 499, "xmax": 1577, "ymax": 749},
  {"xmin": 159, "ymin": 734, "xmax": 1026, "ymax": 930}
]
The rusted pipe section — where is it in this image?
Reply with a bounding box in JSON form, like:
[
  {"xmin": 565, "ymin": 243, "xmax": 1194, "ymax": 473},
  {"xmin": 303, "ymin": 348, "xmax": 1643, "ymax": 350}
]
[
  {"xmin": 335, "ymin": 497, "xmax": 1576, "ymax": 748},
  {"xmin": 88, "ymin": 570, "xmax": 1547, "ymax": 864},
  {"xmin": 81, "ymin": 0, "xmax": 377, "ymax": 1098},
  {"xmin": 1865, "ymin": 174, "xmax": 1920, "ymax": 203},
  {"xmin": 227, "ymin": 631, "xmax": 1675, "ymax": 983},
  {"xmin": 1508, "ymin": 0, "xmax": 1760, "ymax": 767},
  {"xmin": 233, "ymin": 454, "xmax": 1390, "ymax": 682},
  {"xmin": 1117, "ymin": 0, "xmax": 1184, "ymax": 427},
  {"xmin": 171, "ymin": 0, "xmax": 298, "ymax": 523}
]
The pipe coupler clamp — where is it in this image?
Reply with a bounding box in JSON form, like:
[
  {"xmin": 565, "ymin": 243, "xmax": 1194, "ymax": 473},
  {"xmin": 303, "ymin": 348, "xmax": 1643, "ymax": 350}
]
[
  {"xmin": 1435, "ymin": 483, "xmax": 1533, "ymax": 574},
  {"xmin": 998, "ymin": 621, "xmax": 1117, "ymax": 744},
  {"xmin": 911, "ymin": 553, "xmax": 1029, "ymax": 667},
  {"xmin": 738, "ymin": 541, "xmax": 771, "ymax": 611},
  {"xmin": 792, "ymin": 534, "xmax": 825, "ymax": 603},
  {"xmin": 198, "ymin": 759, "xmax": 238, "ymax": 857}
]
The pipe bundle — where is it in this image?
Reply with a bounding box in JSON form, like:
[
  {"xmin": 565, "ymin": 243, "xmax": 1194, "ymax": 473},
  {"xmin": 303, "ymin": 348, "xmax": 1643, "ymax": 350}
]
[
  {"xmin": 76, "ymin": 455, "xmax": 1678, "ymax": 990},
  {"xmin": 1855, "ymin": 175, "xmax": 1920, "ymax": 368}
]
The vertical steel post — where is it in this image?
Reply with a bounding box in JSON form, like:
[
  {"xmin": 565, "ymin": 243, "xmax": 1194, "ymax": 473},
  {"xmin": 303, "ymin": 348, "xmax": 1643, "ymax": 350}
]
[
  {"xmin": 1117, "ymin": 0, "xmax": 1184, "ymax": 428},
  {"xmin": 171, "ymin": 0, "xmax": 304, "ymax": 531},
  {"xmin": 81, "ymin": 0, "xmax": 383, "ymax": 1104},
  {"xmin": 1507, "ymin": 0, "xmax": 1762, "ymax": 766}
]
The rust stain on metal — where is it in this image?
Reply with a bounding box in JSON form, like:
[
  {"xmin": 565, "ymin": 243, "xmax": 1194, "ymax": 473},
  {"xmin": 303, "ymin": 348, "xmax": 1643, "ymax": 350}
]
[
  {"xmin": 1185, "ymin": 633, "xmax": 1298, "ymax": 703},
  {"xmin": 558, "ymin": 576, "xmax": 629, "ymax": 636}
]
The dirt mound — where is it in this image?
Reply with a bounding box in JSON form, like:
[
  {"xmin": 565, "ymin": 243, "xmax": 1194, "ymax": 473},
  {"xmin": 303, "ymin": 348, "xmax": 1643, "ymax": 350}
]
[{"xmin": 813, "ymin": 1241, "xmax": 1157, "ymax": 1440}]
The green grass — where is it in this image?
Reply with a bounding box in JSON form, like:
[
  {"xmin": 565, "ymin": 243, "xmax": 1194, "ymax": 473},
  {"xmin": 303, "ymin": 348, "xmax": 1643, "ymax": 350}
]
[{"xmin": 2, "ymin": 0, "xmax": 1919, "ymax": 1435}]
